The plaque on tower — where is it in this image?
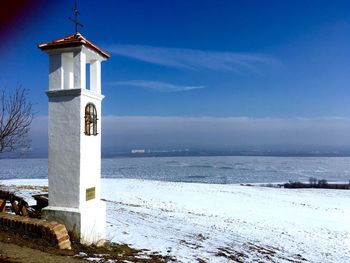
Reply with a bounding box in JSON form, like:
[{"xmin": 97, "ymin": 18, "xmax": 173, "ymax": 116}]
[{"xmin": 86, "ymin": 187, "xmax": 96, "ymax": 201}]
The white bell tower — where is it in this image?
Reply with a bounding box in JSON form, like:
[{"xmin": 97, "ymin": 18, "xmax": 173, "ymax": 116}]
[{"xmin": 38, "ymin": 33, "xmax": 110, "ymax": 244}]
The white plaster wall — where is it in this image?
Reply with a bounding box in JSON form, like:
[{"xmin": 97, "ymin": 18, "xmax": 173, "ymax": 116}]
[
  {"xmin": 80, "ymin": 199, "xmax": 106, "ymax": 244},
  {"xmin": 79, "ymin": 90, "xmax": 106, "ymax": 243},
  {"xmin": 62, "ymin": 52, "xmax": 74, "ymax": 90},
  {"xmin": 73, "ymin": 51, "xmax": 86, "ymax": 90},
  {"xmin": 49, "ymin": 54, "xmax": 63, "ymax": 90},
  {"xmin": 48, "ymin": 94, "xmax": 81, "ymax": 208},
  {"xmin": 79, "ymin": 91, "xmax": 103, "ymax": 207},
  {"xmin": 83, "ymin": 46, "xmax": 105, "ymax": 64},
  {"xmin": 46, "ymin": 89, "xmax": 105, "ymax": 243},
  {"xmin": 90, "ymin": 60, "xmax": 101, "ymax": 94},
  {"xmin": 43, "ymin": 200, "xmax": 106, "ymax": 244},
  {"xmin": 47, "ymin": 90, "xmax": 104, "ymax": 208}
]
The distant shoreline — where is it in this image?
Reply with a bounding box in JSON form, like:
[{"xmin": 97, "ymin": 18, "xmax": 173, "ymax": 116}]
[
  {"xmin": 244, "ymin": 181, "xmax": 350, "ymax": 190},
  {"xmin": 4, "ymin": 152, "xmax": 350, "ymax": 159}
]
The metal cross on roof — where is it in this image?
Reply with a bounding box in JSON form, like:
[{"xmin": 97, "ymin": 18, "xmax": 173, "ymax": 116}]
[{"xmin": 69, "ymin": 1, "xmax": 83, "ymax": 34}]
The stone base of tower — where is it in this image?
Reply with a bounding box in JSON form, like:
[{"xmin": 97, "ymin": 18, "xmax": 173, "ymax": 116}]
[{"xmin": 42, "ymin": 200, "xmax": 106, "ymax": 245}]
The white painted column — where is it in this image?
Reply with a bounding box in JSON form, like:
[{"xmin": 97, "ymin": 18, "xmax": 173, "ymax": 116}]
[
  {"xmin": 90, "ymin": 60, "xmax": 101, "ymax": 94},
  {"xmin": 62, "ymin": 53, "xmax": 74, "ymax": 90},
  {"xmin": 74, "ymin": 50, "xmax": 86, "ymax": 90}
]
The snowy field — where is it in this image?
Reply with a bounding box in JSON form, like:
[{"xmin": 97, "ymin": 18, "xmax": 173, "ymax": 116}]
[{"xmin": 2, "ymin": 178, "xmax": 350, "ymax": 263}]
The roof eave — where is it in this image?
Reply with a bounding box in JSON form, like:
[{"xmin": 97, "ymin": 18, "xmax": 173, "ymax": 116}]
[{"xmin": 38, "ymin": 38, "xmax": 110, "ymax": 59}]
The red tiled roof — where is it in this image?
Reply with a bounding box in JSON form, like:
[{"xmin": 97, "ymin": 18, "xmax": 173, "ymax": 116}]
[{"xmin": 38, "ymin": 33, "xmax": 110, "ymax": 59}]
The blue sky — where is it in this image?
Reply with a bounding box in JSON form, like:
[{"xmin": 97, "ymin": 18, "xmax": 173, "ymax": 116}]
[{"xmin": 1, "ymin": 0, "xmax": 350, "ymax": 153}]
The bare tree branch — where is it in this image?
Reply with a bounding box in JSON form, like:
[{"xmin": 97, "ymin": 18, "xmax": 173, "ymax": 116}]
[{"xmin": 0, "ymin": 86, "xmax": 33, "ymax": 154}]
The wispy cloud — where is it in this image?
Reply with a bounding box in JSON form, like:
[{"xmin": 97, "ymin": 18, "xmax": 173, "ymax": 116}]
[
  {"xmin": 109, "ymin": 80, "xmax": 205, "ymax": 92},
  {"xmin": 106, "ymin": 44, "xmax": 279, "ymax": 75}
]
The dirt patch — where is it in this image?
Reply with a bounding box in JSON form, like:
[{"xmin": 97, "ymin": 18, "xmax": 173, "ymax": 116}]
[
  {"xmin": 0, "ymin": 240, "xmax": 84, "ymax": 263},
  {"xmin": 74, "ymin": 241, "xmax": 176, "ymax": 262},
  {"xmin": 0, "ymin": 229, "xmax": 175, "ymax": 263},
  {"xmin": 247, "ymin": 243, "xmax": 277, "ymax": 256},
  {"xmin": 215, "ymin": 247, "xmax": 248, "ymax": 262}
]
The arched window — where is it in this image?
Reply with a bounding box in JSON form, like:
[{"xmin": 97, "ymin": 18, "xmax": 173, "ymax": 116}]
[{"xmin": 84, "ymin": 103, "xmax": 98, "ymax": 136}]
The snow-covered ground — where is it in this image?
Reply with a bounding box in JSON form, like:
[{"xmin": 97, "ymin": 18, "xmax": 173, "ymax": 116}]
[{"xmin": 2, "ymin": 178, "xmax": 350, "ymax": 263}]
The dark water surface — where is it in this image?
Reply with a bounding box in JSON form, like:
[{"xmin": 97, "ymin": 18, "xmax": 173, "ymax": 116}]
[{"xmin": 0, "ymin": 156, "xmax": 349, "ymax": 184}]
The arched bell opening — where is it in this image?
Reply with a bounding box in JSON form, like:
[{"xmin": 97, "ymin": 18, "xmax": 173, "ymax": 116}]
[{"xmin": 84, "ymin": 103, "xmax": 98, "ymax": 136}]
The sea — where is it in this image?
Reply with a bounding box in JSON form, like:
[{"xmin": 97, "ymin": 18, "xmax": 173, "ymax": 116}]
[{"xmin": 0, "ymin": 156, "xmax": 349, "ymax": 184}]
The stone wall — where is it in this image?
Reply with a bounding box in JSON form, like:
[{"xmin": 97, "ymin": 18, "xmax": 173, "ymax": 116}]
[{"xmin": 0, "ymin": 213, "xmax": 71, "ymax": 249}]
